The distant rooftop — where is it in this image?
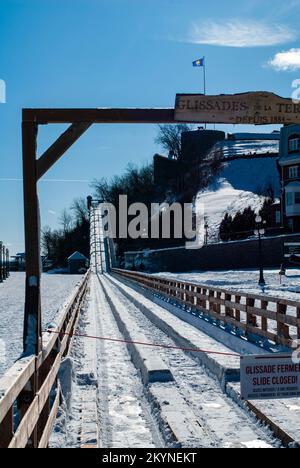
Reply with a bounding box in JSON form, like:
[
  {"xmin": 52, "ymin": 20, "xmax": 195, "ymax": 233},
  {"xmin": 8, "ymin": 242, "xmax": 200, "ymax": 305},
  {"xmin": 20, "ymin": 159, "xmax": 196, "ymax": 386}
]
[
  {"xmin": 68, "ymin": 251, "xmax": 88, "ymax": 261},
  {"xmin": 229, "ymin": 132, "xmax": 280, "ymax": 141}
]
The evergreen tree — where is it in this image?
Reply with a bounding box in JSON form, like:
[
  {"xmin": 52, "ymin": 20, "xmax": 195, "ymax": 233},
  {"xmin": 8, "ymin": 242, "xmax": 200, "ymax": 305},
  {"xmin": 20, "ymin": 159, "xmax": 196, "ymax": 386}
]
[{"xmin": 219, "ymin": 213, "xmax": 233, "ymax": 241}]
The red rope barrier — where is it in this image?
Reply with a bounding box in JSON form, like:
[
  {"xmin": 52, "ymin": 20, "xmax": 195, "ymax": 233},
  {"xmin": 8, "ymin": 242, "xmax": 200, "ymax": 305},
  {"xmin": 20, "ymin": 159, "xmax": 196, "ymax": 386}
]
[{"xmin": 45, "ymin": 329, "xmax": 240, "ymax": 357}]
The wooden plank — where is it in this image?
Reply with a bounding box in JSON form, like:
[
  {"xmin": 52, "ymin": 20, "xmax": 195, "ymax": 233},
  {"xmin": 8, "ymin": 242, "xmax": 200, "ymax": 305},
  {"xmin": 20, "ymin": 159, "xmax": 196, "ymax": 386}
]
[
  {"xmin": 0, "ymin": 357, "xmax": 35, "ymax": 425},
  {"xmin": 23, "ymin": 108, "xmax": 176, "ymax": 124},
  {"xmin": 9, "ymin": 395, "xmax": 39, "ymax": 448},
  {"xmin": 247, "ymin": 306, "xmax": 298, "ymax": 326},
  {"xmin": 246, "ymin": 292, "xmax": 299, "ymax": 308},
  {"xmin": 224, "ymin": 301, "xmax": 247, "ymax": 312},
  {"xmin": 175, "ymin": 92, "xmax": 300, "ymax": 125},
  {"xmin": 43, "ymin": 272, "xmax": 89, "ymax": 359},
  {"xmin": 38, "ymin": 384, "xmax": 61, "ymax": 449},
  {"xmin": 37, "ymin": 354, "xmax": 61, "ymax": 414},
  {"xmin": 246, "ymin": 401, "xmax": 297, "ymax": 448},
  {"xmin": 0, "ymin": 407, "xmax": 14, "ymax": 448},
  {"xmin": 37, "ymin": 123, "xmax": 92, "ymax": 180}
]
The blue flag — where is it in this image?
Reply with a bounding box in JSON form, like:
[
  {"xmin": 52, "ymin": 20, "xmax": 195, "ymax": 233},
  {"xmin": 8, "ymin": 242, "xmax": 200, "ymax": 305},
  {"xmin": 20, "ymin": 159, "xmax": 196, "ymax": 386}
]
[{"xmin": 193, "ymin": 58, "xmax": 204, "ymax": 67}]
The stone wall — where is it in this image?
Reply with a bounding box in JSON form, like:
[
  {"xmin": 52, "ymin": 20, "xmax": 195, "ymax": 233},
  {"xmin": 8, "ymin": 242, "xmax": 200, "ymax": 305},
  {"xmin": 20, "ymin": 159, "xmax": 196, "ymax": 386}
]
[{"xmin": 125, "ymin": 234, "xmax": 300, "ymax": 273}]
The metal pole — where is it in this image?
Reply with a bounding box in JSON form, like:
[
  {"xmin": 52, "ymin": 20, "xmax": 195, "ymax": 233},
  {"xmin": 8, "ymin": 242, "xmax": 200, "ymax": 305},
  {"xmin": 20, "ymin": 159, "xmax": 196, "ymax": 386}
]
[
  {"xmin": 258, "ymin": 232, "xmax": 266, "ymax": 286},
  {"xmin": 203, "ymin": 56, "xmax": 206, "ymax": 95},
  {"xmin": 203, "ymin": 56, "xmax": 207, "ymax": 129}
]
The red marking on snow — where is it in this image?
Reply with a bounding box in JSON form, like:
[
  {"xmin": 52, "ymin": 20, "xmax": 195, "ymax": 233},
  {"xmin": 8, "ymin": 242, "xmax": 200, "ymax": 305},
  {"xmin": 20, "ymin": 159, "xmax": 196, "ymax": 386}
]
[{"xmin": 45, "ymin": 329, "xmax": 240, "ymax": 357}]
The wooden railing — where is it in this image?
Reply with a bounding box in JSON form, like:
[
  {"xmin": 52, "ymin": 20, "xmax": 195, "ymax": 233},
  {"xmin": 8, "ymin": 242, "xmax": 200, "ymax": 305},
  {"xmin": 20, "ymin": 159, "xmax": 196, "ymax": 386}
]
[
  {"xmin": 0, "ymin": 242, "xmax": 9, "ymax": 282},
  {"xmin": 0, "ymin": 271, "xmax": 90, "ymax": 448},
  {"xmin": 112, "ymin": 269, "xmax": 300, "ymax": 349}
]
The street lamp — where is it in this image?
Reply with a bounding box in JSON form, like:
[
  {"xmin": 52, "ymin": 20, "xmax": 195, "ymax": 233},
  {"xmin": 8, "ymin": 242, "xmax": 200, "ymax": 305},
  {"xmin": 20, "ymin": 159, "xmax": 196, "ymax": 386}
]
[
  {"xmin": 204, "ymin": 221, "xmax": 209, "ymax": 245},
  {"xmin": 254, "ymin": 215, "xmax": 266, "ymax": 287}
]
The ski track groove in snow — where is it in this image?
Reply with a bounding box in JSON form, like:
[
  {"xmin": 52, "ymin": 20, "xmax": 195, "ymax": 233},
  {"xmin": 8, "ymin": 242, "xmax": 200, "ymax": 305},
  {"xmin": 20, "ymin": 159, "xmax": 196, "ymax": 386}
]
[{"xmin": 100, "ymin": 274, "xmax": 279, "ymax": 448}]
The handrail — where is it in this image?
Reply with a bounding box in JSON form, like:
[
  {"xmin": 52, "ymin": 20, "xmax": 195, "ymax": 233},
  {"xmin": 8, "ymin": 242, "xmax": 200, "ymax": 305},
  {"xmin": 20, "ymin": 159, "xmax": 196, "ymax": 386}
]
[
  {"xmin": 0, "ymin": 271, "xmax": 90, "ymax": 448},
  {"xmin": 112, "ymin": 268, "xmax": 300, "ymax": 349}
]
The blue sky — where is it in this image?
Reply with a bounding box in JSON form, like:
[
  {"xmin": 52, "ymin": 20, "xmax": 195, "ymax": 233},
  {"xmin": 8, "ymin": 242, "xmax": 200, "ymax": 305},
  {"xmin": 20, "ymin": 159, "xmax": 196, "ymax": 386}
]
[{"xmin": 1, "ymin": 0, "xmax": 300, "ymax": 255}]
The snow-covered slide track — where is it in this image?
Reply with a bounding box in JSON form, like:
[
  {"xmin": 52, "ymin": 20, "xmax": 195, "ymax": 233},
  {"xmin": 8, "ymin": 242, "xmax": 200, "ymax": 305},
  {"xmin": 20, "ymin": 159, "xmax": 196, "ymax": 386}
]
[
  {"xmin": 98, "ymin": 273, "xmax": 278, "ymax": 448},
  {"xmin": 92, "ymin": 274, "xmax": 162, "ymax": 448}
]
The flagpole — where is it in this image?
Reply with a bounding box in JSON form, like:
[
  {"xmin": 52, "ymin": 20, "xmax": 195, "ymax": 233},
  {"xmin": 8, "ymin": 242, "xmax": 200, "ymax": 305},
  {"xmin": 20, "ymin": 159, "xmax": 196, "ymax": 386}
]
[
  {"xmin": 203, "ymin": 56, "xmax": 206, "ymax": 95},
  {"xmin": 203, "ymin": 56, "xmax": 207, "ymax": 129}
]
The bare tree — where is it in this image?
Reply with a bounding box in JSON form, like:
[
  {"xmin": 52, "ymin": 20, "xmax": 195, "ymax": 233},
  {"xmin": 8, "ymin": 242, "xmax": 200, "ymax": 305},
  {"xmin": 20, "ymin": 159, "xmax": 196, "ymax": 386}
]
[
  {"xmin": 41, "ymin": 226, "xmax": 52, "ymax": 257},
  {"xmin": 71, "ymin": 197, "xmax": 89, "ymax": 224},
  {"xmin": 155, "ymin": 124, "xmax": 192, "ymax": 160},
  {"xmin": 59, "ymin": 209, "xmax": 73, "ymax": 235}
]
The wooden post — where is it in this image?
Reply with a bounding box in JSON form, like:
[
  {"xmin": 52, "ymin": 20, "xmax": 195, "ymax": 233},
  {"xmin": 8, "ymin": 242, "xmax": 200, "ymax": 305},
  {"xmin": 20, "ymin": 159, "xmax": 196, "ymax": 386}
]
[
  {"xmin": 235, "ymin": 295, "xmax": 241, "ymax": 323},
  {"xmin": 22, "ymin": 122, "xmax": 42, "ymax": 356},
  {"xmin": 225, "ymin": 293, "xmax": 234, "ymax": 318},
  {"xmin": 22, "ymin": 122, "xmax": 41, "ymax": 448},
  {"xmin": 261, "ymin": 300, "xmax": 268, "ymax": 333},
  {"xmin": 246, "ymin": 297, "xmax": 258, "ymax": 327},
  {"xmin": 209, "ymin": 289, "xmax": 215, "ymax": 313},
  {"xmin": 277, "ymin": 302, "xmax": 290, "ymax": 341}
]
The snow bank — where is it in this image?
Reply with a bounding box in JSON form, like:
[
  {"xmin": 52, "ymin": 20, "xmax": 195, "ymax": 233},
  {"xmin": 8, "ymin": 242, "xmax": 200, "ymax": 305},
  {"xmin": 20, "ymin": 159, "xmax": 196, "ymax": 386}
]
[
  {"xmin": 196, "ymin": 179, "xmax": 265, "ymax": 241},
  {"xmin": 156, "ymin": 268, "xmax": 300, "ymax": 302},
  {"xmin": 0, "ymin": 272, "xmax": 84, "ymax": 376}
]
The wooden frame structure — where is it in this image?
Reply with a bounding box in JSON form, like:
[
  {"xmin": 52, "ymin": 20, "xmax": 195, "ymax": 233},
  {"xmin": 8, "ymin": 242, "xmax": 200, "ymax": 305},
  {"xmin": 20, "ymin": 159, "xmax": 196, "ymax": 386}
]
[
  {"xmin": 19, "ymin": 99, "xmax": 299, "ymax": 448},
  {"xmin": 21, "ymin": 98, "xmax": 300, "ymax": 357},
  {"xmin": 22, "ymin": 108, "xmax": 175, "ymax": 358}
]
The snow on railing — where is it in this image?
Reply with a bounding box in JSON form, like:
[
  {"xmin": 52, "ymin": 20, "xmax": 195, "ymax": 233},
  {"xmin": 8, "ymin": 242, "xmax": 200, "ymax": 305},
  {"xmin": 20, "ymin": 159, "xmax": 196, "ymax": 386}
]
[
  {"xmin": 112, "ymin": 269, "xmax": 300, "ymax": 350},
  {"xmin": 0, "ymin": 271, "xmax": 90, "ymax": 449}
]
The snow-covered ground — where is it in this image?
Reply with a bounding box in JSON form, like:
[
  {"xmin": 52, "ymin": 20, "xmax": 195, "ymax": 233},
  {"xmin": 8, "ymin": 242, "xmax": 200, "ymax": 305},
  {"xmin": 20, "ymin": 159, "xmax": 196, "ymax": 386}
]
[
  {"xmin": 0, "ymin": 272, "xmax": 84, "ymax": 376},
  {"xmin": 221, "ymin": 157, "xmax": 280, "ymax": 196},
  {"xmin": 196, "ymin": 179, "xmax": 265, "ymax": 242},
  {"xmin": 196, "ymin": 157, "xmax": 280, "ymax": 242},
  {"xmin": 155, "ymin": 268, "xmax": 300, "ymax": 302}
]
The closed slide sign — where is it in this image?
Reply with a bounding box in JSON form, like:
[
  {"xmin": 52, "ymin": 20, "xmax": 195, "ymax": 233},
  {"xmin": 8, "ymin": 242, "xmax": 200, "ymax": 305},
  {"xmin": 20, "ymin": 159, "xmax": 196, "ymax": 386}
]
[{"xmin": 240, "ymin": 354, "xmax": 300, "ymax": 401}]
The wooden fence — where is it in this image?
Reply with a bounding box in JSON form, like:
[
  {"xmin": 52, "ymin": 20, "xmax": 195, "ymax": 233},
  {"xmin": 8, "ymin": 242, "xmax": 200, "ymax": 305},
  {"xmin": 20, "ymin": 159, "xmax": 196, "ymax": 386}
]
[
  {"xmin": 0, "ymin": 242, "xmax": 9, "ymax": 282},
  {"xmin": 112, "ymin": 269, "xmax": 300, "ymax": 349},
  {"xmin": 0, "ymin": 271, "xmax": 90, "ymax": 448}
]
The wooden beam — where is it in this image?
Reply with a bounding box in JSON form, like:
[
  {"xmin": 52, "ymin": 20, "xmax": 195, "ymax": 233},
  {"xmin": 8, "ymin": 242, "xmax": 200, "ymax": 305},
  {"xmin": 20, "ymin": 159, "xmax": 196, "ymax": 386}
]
[
  {"xmin": 0, "ymin": 357, "xmax": 35, "ymax": 425},
  {"xmin": 38, "ymin": 384, "xmax": 61, "ymax": 449},
  {"xmin": 22, "ymin": 122, "xmax": 42, "ymax": 356},
  {"xmin": 37, "ymin": 122, "xmax": 92, "ymax": 180},
  {"xmin": 23, "ymin": 108, "xmax": 176, "ymax": 124}
]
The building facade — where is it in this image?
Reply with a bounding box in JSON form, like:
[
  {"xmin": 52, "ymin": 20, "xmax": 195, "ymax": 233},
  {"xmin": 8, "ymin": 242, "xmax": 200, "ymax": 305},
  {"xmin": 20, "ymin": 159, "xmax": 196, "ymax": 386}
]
[{"xmin": 278, "ymin": 125, "xmax": 300, "ymax": 233}]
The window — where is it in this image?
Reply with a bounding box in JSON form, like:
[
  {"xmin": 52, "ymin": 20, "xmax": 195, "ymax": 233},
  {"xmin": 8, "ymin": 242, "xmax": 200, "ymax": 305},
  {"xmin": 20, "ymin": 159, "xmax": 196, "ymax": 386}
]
[
  {"xmin": 289, "ymin": 166, "xmax": 299, "ymax": 179},
  {"xmin": 288, "ymin": 219, "xmax": 294, "ymax": 231},
  {"xmin": 286, "ymin": 192, "xmax": 294, "ymax": 206},
  {"xmin": 288, "ymin": 135, "xmax": 300, "ymax": 153},
  {"xmin": 275, "ymin": 211, "xmax": 281, "ymax": 224},
  {"xmin": 295, "ymin": 192, "xmax": 300, "ymax": 204}
]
